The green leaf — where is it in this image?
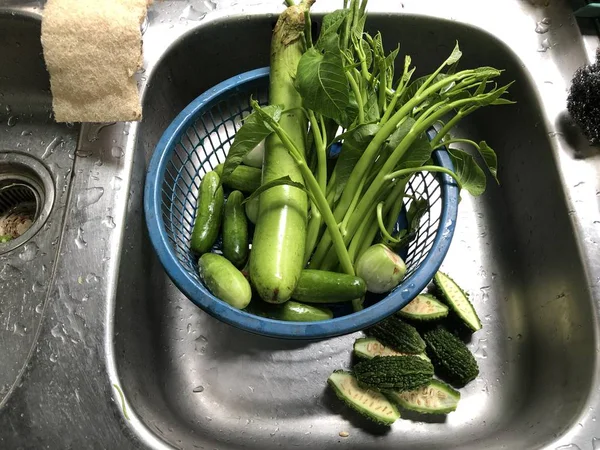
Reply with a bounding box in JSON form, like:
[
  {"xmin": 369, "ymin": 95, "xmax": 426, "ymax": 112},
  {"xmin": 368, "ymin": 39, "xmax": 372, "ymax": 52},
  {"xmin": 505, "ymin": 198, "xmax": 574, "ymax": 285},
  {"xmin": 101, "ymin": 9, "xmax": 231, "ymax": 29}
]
[
  {"xmin": 223, "ymin": 105, "xmax": 282, "ymax": 177},
  {"xmin": 331, "ymin": 123, "xmax": 380, "ymax": 201},
  {"xmin": 399, "ymin": 74, "xmax": 447, "ymax": 107},
  {"xmin": 318, "ymin": 9, "xmax": 348, "ymax": 46},
  {"xmin": 445, "ymin": 42, "xmax": 462, "ymax": 66},
  {"xmin": 448, "ymin": 148, "xmax": 486, "ymax": 196},
  {"xmin": 242, "ymin": 176, "xmax": 307, "ymax": 205},
  {"xmin": 384, "ymin": 44, "xmax": 400, "ymax": 80},
  {"xmin": 295, "ymin": 46, "xmax": 352, "ymax": 127},
  {"xmin": 477, "ymin": 141, "xmax": 499, "ymax": 183},
  {"xmin": 384, "ymin": 117, "xmax": 415, "ymax": 153},
  {"xmin": 491, "ymin": 98, "xmax": 517, "ymax": 105},
  {"xmin": 397, "ymin": 131, "xmax": 432, "ymax": 169},
  {"xmin": 388, "ymin": 198, "xmax": 428, "ymax": 249},
  {"xmin": 363, "ymin": 88, "xmax": 380, "ymax": 123}
]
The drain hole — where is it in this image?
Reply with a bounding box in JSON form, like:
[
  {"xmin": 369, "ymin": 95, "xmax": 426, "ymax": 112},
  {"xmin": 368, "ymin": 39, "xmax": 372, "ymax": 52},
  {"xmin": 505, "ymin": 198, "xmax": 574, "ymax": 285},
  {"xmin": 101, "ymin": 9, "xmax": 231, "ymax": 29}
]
[{"xmin": 0, "ymin": 182, "xmax": 39, "ymax": 241}]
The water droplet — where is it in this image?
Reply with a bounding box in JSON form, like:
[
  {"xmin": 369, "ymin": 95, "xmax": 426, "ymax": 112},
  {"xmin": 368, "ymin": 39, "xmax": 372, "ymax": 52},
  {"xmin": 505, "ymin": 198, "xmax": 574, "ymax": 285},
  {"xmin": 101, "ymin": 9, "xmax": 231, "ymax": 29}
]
[
  {"xmin": 42, "ymin": 136, "xmax": 62, "ymax": 159},
  {"xmin": 18, "ymin": 242, "xmax": 39, "ymax": 261},
  {"xmin": 594, "ymin": 438, "xmax": 600, "ymax": 450},
  {"xmin": 75, "ymin": 227, "xmax": 87, "ymax": 249},
  {"xmin": 51, "ymin": 324, "xmax": 66, "ymax": 342},
  {"xmin": 111, "ymin": 146, "xmax": 124, "ymax": 159},
  {"xmin": 111, "ymin": 176, "xmax": 123, "ymax": 191},
  {"xmin": 35, "ymin": 303, "xmax": 43, "ymax": 314},
  {"xmin": 20, "ymin": 130, "xmax": 32, "ymax": 136},
  {"xmin": 75, "ymin": 149, "xmax": 92, "ymax": 158},
  {"xmin": 193, "ymin": 385, "xmax": 205, "ymax": 393},
  {"xmin": 13, "ymin": 322, "xmax": 27, "ymax": 336},
  {"xmin": 32, "ymin": 281, "xmax": 45, "ymax": 293},
  {"xmin": 66, "ymin": 122, "xmax": 75, "ymax": 128},
  {"xmin": 7, "ymin": 116, "xmax": 17, "ymax": 127},
  {"xmin": 187, "ymin": 323, "xmax": 192, "ymax": 333},
  {"xmin": 102, "ymin": 216, "xmax": 116, "ymax": 229},
  {"xmin": 85, "ymin": 273, "xmax": 100, "ymax": 284},
  {"xmin": 87, "ymin": 122, "xmax": 115, "ymax": 142},
  {"xmin": 535, "ymin": 19, "xmax": 550, "ymax": 34},
  {"xmin": 5, "ymin": 105, "xmax": 11, "ymax": 113},
  {"xmin": 556, "ymin": 445, "xmax": 581, "ymax": 450},
  {"xmin": 537, "ymin": 38, "xmax": 551, "ymax": 52},
  {"xmin": 76, "ymin": 187, "xmax": 104, "ymax": 209},
  {"xmin": 473, "ymin": 338, "xmax": 488, "ymax": 359},
  {"xmin": 49, "ymin": 354, "xmax": 58, "ymax": 363}
]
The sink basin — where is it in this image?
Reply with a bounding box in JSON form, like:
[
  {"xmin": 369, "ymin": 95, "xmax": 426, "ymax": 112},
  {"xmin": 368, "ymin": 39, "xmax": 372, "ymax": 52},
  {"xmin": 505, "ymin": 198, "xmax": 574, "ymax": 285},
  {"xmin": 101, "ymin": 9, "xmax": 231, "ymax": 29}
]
[
  {"xmin": 0, "ymin": 10, "xmax": 79, "ymax": 408},
  {"xmin": 112, "ymin": 3, "xmax": 600, "ymax": 450},
  {"xmin": 0, "ymin": 0, "xmax": 598, "ymax": 448}
]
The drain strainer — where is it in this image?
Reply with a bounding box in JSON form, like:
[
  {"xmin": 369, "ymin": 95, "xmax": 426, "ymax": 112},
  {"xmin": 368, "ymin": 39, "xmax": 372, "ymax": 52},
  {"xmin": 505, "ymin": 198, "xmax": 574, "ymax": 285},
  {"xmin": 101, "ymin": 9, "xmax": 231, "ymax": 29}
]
[{"xmin": 0, "ymin": 153, "xmax": 54, "ymax": 254}]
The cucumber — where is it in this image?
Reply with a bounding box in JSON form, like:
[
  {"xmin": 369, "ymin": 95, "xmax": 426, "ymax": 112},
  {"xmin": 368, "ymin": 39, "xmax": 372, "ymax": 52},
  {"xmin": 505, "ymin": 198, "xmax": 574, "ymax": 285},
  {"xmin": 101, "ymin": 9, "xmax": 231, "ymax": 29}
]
[
  {"xmin": 385, "ymin": 379, "xmax": 460, "ymax": 414},
  {"xmin": 246, "ymin": 299, "xmax": 332, "ymax": 322},
  {"xmin": 327, "ymin": 371, "xmax": 400, "ymax": 426},
  {"xmin": 222, "ymin": 190, "xmax": 249, "ymax": 268},
  {"xmin": 198, "ymin": 253, "xmax": 252, "ymax": 309},
  {"xmin": 398, "ymin": 294, "xmax": 449, "ymax": 321},
  {"xmin": 245, "ymin": 195, "xmax": 259, "ymax": 224},
  {"xmin": 190, "ymin": 171, "xmax": 224, "ymax": 255},
  {"xmin": 353, "ymin": 338, "xmax": 430, "ymax": 362},
  {"xmin": 242, "ymin": 140, "xmax": 265, "ymax": 168},
  {"xmin": 222, "ymin": 165, "xmax": 262, "ymax": 193},
  {"xmin": 291, "ymin": 270, "xmax": 367, "ymax": 303},
  {"xmin": 248, "ymin": 5, "xmax": 308, "ymax": 304},
  {"xmin": 434, "ymin": 271, "xmax": 482, "ymax": 332}
]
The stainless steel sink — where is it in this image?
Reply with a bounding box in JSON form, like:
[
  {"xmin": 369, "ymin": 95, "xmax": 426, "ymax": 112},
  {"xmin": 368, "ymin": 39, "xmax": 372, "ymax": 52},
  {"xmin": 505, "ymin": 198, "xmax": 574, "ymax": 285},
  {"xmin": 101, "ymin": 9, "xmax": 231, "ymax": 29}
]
[{"xmin": 1, "ymin": 1, "xmax": 600, "ymax": 449}]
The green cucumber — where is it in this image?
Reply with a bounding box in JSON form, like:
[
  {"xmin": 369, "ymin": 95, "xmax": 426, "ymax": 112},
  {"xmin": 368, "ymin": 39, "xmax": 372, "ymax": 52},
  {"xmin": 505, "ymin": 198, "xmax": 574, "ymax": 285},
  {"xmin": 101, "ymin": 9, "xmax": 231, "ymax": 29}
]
[
  {"xmin": 353, "ymin": 338, "xmax": 430, "ymax": 362},
  {"xmin": 222, "ymin": 165, "xmax": 262, "ymax": 193},
  {"xmin": 198, "ymin": 253, "xmax": 251, "ymax": 309},
  {"xmin": 248, "ymin": 4, "xmax": 308, "ymax": 304},
  {"xmin": 434, "ymin": 271, "xmax": 482, "ymax": 331},
  {"xmin": 385, "ymin": 379, "xmax": 460, "ymax": 414},
  {"xmin": 246, "ymin": 299, "xmax": 332, "ymax": 322},
  {"xmin": 291, "ymin": 269, "xmax": 367, "ymax": 303},
  {"xmin": 327, "ymin": 370, "xmax": 400, "ymax": 426},
  {"xmin": 191, "ymin": 171, "xmax": 224, "ymax": 255},
  {"xmin": 222, "ymin": 190, "xmax": 249, "ymax": 268},
  {"xmin": 245, "ymin": 195, "xmax": 260, "ymax": 224},
  {"xmin": 398, "ymin": 294, "xmax": 449, "ymax": 321}
]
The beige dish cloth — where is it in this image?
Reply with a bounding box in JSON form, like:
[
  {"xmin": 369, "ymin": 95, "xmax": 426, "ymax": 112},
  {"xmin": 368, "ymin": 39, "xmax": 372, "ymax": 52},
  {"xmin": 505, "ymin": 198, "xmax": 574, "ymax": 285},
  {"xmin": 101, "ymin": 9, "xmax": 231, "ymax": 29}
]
[{"xmin": 41, "ymin": 0, "xmax": 152, "ymax": 123}]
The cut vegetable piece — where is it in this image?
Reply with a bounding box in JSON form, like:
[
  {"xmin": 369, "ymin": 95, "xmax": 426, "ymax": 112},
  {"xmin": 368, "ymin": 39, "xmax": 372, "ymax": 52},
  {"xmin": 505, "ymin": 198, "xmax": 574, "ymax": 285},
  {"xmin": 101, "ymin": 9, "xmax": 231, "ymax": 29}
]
[
  {"xmin": 434, "ymin": 271, "xmax": 482, "ymax": 331},
  {"xmin": 398, "ymin": 294, "xmax": 449, "ymax": 321},
  {"xmin": 327, "ymin": 370, "xmax": 400, "ymax": 426},
  {"xmin": 423, "ymin": 327, "xmax": 479, "ymax": 387},
  {"xmin": 353, "ymin": 338, "xmax": 430, "ymax": 362},
  {"xmin": 385, "ymin": 379, "xmax": 460, "ymax": 414},
  {"xmin": 365, "ymin": 315, "xmax": 426, "ymax": 354},
  {"xmin": 353, "ymin": 355, "xmax": 434, "ymax": 392}
]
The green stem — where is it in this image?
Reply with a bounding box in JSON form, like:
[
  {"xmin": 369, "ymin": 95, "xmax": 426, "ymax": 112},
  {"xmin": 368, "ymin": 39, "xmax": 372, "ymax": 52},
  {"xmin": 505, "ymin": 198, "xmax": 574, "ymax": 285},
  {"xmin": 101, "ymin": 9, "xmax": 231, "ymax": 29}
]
[
  {"xmin": 347, "ymin": 71, "xmax": 365, "ymax": 124},
  {"xmin": 384, "ymin": 178, "xmax": 409, "ymax": 233},
  {"xmin": 285, "ymin": 0, "xmax": 295, "ymax": 6},
  {"xmin": 304, "ymin": 205, "xmax": 322, "ymax": 266},
  {"xmin": 385, "ymin": 165, "xmax": 462, "ymax": 187},
  {"xmin": 340, "ymin": 174, "xmax": 366, "ymax": 236},
  {"xmin": 377, "ymin": 202, "xmax": 399, "ymax": 243},
  {"xmin": 378, "ymin": 58, "xmax": 387, "ymax": 117},
  {"xmin": 303, "ymin": 9, "xmax": 313, "ymax": 49},
  {"xmin": 308, "ymin": 111, "xmax": 327, "ymax": 192},
  {"xmin": 432, "ymin": 138, "xmax": 478, "ymax": 150}
]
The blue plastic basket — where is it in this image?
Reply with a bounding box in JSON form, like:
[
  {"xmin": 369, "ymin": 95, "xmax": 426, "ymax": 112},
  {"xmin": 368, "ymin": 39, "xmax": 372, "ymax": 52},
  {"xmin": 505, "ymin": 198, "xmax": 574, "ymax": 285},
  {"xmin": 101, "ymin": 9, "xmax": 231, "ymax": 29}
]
[{"xmin": 144, "ymin": 67, "xmax": 459, "ymax": 339}]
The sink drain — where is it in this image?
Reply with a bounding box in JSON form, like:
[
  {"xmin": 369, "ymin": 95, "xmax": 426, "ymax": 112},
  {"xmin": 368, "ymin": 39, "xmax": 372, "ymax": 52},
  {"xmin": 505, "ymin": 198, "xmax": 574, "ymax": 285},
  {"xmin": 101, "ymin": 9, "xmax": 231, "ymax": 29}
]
[{"xmin": 0, "ymin": 153, "xmax": 55, "ymax": 254}]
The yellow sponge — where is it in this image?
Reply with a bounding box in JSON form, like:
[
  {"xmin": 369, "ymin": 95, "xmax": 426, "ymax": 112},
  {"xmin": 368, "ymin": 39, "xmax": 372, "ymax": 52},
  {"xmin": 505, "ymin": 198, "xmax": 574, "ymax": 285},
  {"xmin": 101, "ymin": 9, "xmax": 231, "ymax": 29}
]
[{"xmin": 41, "ymin": 0, "xmax": 152, "ymax": 123}]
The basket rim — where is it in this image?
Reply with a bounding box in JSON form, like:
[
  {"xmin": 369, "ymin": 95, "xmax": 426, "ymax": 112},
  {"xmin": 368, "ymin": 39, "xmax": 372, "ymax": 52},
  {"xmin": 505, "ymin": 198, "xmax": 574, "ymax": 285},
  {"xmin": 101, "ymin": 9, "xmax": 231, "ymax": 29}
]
[{"xmin": 144, "ymin": 67, "xmax": 459, "ymax": 340}]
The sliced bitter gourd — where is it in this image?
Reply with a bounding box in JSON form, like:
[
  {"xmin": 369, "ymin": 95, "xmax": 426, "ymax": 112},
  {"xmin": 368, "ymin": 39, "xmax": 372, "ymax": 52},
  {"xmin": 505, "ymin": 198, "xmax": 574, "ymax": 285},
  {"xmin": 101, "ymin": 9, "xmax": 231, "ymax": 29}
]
[
  {"xmin": 434, "ymin": 271, "xmax": 482, "ymax": 332},
  {"xmin": 327, "ymin": 370, "xmax": 400, "ymax": 425},
  {"xmin": 398, "ymin": 294, "xmax": 449, "ymax": 321},
  {"xmin": 385, "ymin": 379, "xmax": 460, "ymax": 414},
  {"xmin": 353, "ymin": 338, "xmax": 430, "ymax": 362}
]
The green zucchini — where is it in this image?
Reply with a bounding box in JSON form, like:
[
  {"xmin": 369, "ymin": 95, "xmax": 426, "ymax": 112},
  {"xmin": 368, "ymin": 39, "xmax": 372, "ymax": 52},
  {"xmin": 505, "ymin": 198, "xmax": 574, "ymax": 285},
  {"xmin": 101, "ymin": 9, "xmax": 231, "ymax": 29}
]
[
  {"xmin": 385, "ymin": 379, "xmax": 460, "ymax": 414},
  {"xmin": 353, "ymin": 338, "xmax": 430, "ymax": 362},
  {"xmin": 246, "ymin": 299, "xmax": 332, "ymax": 322},
  {"xmin": 222, "ymin": 165, "xmax": 262, "ymax": 193},
  {"xmin": 198, "ymin": 253, "xmax": 252, "ymax": 309},
  {"xmin": 222, "ymin": 190, "xmax": 249, "ymax": 268},
  {"xmin": 353, "ymin": 355, "xmax": 434, "ymax": 392},
  {"xmin": 398, "ymin": 294, "xmax": 449, "ymax": 321},
  {"xmin": 248, "ymin": 3, "xmax": 309, "ymax": 304},
  {"xmin": 190, "ymin": 171, "xmax": 224, "ymax": 255},
  {"xmin": 434, "ymin": 271, "xmax": 482, "ymax": 331},
  {"xmin": 291, "ymin": 270, "xmax": 367, "ymax": 303},
  {"xmin": 327, "ymin": 370, "xmax": 400, "ymax": 426}
]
